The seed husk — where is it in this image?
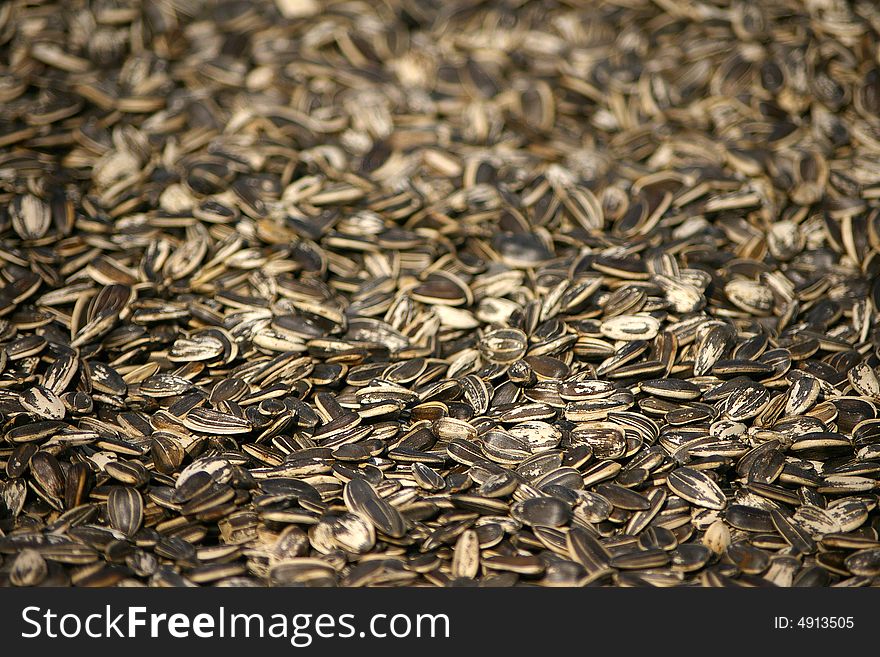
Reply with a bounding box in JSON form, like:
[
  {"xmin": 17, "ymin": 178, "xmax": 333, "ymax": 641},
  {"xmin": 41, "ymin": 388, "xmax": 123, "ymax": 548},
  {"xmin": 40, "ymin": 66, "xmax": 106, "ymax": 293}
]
[
  {"xmin": 770, "ymin": 510, "xmax": 817, "ymax": 555},
  {"xmin": 20, "ymin": 386, "xmax": 66, "ymax": 420},
  {"xmin": 344, "ymin": 478, "xmax": 407, "ymax": 538},
  {"xmin": 107, "ymin": 487, "xmax": 144, "ymax": 537},
  {"xmin": 451, "ymin": 529, "xmax": 481, "ymax": 579},
  {"xmin": 513, "ymin": 497, "xmax": 572, "ymax": 527},
  {"xmin": 10, "ymin": 549, "xmax": 49, "ymax": 587},
  {"xmin": 666, "ymin": 468, "xmax": 727, "ymax": 510},
  {"xmin": 844, "ymin": 549, "xmax": 880, "ymax": 577},
  {"xmin": 0, "ymin": 0, "xmax": 875, "ymax": 591},
  {"xmin": 600, "ymin": 315, "xmax": 661, "ymax": 341}
]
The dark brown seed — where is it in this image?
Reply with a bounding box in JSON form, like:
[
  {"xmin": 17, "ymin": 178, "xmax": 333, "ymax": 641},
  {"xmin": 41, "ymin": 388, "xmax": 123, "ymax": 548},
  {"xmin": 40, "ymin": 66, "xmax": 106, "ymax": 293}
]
[
  {"xmin": 344, "ymin": 478, "xmax": 406, "ymax": 538},
  {"xmin": 610, "ymin": 549, "xmax": 670, "ymax": 569},
  {"xmin": 30, "ymin": 452, "xmax": 64, "ymax": 500},
  {"xmin": 725, "ymin": 505, "xmax": 775, "ymax": 533},
  {"xmin": 595, "ymin": 483, "xmax": 650, "ymax": 511},
  {"xmin": 770, "ymin": 510, "xmax": 816, "ymax": 555},
  {"xmin": 107, "ymin": 487, "xmax": 144, "ymax": 537},
  {"xmin": 844, "ymin": 549, "xmax": 880, "ymax": 576},
  {"xmin": 666, "ymin": 468, "xmax": 727, "ymax": 510},
  {"xmin": 513, "ymin": 497, "xmax": 572, "ymax": 527}
]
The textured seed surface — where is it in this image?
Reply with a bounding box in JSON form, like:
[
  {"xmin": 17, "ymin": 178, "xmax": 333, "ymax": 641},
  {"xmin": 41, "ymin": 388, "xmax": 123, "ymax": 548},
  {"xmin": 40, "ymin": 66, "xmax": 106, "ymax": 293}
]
[
  {"xmin": 107, "ymin": 487, "xmax": 144, "ymax": 537},
  {"xmin": 667, "ymin": 468, "xmax": 727, "ymax": 511},
  {"xmin": 451, "ymin": 530, "xmax": 480, "ymax": 580},
  {"xmin": 10, "ymin": 549, "xmax": 48, "ymax": 587},
  {"xmin": 0, "ymin": 0, "xmax": 878, "ymax": 590}
]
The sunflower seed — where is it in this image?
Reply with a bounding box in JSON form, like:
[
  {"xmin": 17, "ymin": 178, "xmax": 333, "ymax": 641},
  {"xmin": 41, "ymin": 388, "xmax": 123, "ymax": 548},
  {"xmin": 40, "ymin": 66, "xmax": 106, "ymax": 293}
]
[
  {"xmin": 10, "ymin": 549, "xmax": 48, "ymax": 587},
  {"xmin": 667, "ymin": 468, "xmax": 727, "ymax": 510},
  {"xmin": 107, "ymin": 487, "xmax": 144, "ymax": 537}
]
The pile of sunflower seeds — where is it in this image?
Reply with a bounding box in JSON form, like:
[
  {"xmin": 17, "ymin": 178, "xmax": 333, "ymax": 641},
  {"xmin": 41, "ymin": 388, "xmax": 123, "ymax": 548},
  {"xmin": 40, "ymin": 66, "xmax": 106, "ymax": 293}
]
[{"xmin": 2, "ymin": 0, "xmax": 880, "ymax": 587}]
